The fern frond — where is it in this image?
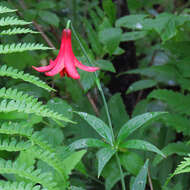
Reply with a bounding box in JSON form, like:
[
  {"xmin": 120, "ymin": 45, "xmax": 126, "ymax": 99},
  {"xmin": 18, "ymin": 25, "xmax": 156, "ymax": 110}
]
[
  {"xmin": 0, "ymin": 87, "xmax": 39, "ymax": 104},
  {"xmin": 148, "ymin": 89, "xmax": 190, "ymax": 115},
  {"xmin": 0, "ymin": 100, "xmax": 72, "ymax": 123},
  {"xmin": 0, "ymin": 121, "xmax": 33, "ymax": 137},
  {"xmin": 174, "ymin": 154, "xmax": 190, "ymax": 175},
  {"xmin": 0, "ymin": 27, "xmax": 39, "ymax": 35},
  {"xmin": 0, "ymin": 181, "xmax": 46, "ymax": 190},
  {"xmin": 0, "ymin": 6, "xmax": 17, "ymax": 14},
  {"xmin": 0, "ymin": 159, "xmax": 58, "ymax": 190},
  {"xmin": 0, "ymin": 65, "xmax": 54, "ymax": 91},
  {"xmin": 0, "ymin": 137, "xmax": 31, "ymax": 151},
  {"xmin": 28, "ymin": 146, "xmax": 67, "ymax": 180},
  {"xmin": 0, "ymin": 17, "xmax": 31, "ymax": 26},
  {"xmin": 0, "ymin": 43, "xmax": 52, "ymax": 54},
  {"xmin": 30, "ymin": 132, "xmax": 56, "ymax": 153}
]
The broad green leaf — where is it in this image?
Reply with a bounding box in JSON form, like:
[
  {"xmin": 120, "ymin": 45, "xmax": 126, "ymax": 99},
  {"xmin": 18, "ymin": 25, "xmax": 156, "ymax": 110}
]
[
  {"xmin": 153, "ymin": 142, "xmax": 190, "ymax": 166},
  {"xmin": 102, "ymin": 0, "xmax": 116, "ymax": 24},
  {"xmin": 68, "ymin": 138, "xmax": 108, "ymax": 150},
  {"xmin": 121, "ymin": 31, "xmax": 147, "ymax": 41},
  {"xmin": 120, "ymin": 152, "xmax": 144, "ymax": 175},
  {"xmin": 38, "ymin": 10, "xmax": 59, "ymax": 27},
  {"xmin": 120, "ymin": 139, "xmax": 165, "ymax": 157},
  {"xmin": 95, "ymin": 60, "xmax": 116, "ymax": 72},
  {"xmin": 126, "ymin": 80, "xmax": 157, "ymax": 94},
  {"xmin": 116, "ymin": 14, "xmax": 148, "ymax": 28},
  {"xmin": 71, "ymin": 186, "xmax": 85, "ymax": 190},
  {"xmin": 62, "ymin": 150, "xmax": 86, "ymax": 176},
  {"xmin": 76, "ymin": 112, "xmax": 113, "ymax": 145},
  {"xmin": 97, "ymin": 147, "xmax": 116, "ymax": 177},
  {"xmin": 37, "ymin": 0, "xmax": 56, "ymax": 9},
  {"xmin": 117, "ymin": 112, "xmax": 167, "ymax": 143},
  {"xmin": 99, "ymin": 27, "xmax": 122, "ymax": 54},
  {"xmin": 131, "ymin": 160, "xmax": 149, "ymax": 190}
]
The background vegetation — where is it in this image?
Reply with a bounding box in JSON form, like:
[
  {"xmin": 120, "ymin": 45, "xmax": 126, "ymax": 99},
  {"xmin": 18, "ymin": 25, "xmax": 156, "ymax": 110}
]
[{"xmin": 0, "ymin": 0, "xmax": 190, "ymax": 189}]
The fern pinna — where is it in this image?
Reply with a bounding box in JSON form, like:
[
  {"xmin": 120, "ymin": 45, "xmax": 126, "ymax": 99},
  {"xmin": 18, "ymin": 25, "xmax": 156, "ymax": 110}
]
[{"xmin": 0, "ymin": 5, "xmax": 84, "ymax": 190}]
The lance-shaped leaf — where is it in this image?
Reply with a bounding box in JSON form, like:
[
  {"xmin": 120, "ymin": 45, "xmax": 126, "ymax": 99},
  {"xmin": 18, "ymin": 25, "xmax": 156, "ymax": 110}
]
[
  {"xmin": 120, "ymin": 139, "xmax": 165, "ymax": 157},
  {"xmin": 68, "ymin": 138, "xmax": 108, "ymax": 151},
  {"xmin": 97, "ymin": 147, "xmax": 116, "ymax": 177},
  {"xmin": 117, "ymin": 112, "xmax": 166, "ymax": 143},
  {"xmin": 76, "ymin": 112, "xmax": 113, "ymax": 145},
  {"xmin": 131, "ymin": 160, "xmax": 149, "ymax": 190}
]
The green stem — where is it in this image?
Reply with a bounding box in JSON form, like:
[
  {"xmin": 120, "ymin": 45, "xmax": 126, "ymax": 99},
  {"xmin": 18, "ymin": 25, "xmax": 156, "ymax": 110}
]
[
  {"xmin": 116, "ymin": 153, "xmax": 126, "ymax": 190},
  {"xmin": 71, "ymin": 22, "xmax": 115, "ymax": 142},
  {"xmin": 71, "ymin": 22, "xmax": 126, "ymax": 190},
  {"xmin": 66, "ymin": 20, "xmax": 71, "ymax": 29}
]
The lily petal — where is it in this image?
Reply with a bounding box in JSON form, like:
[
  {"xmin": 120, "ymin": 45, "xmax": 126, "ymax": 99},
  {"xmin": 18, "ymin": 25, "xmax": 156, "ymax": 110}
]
[
  {"xmin": 75, "ymin": 58, "xmax": 99, "ymax": 72},
  {"xmin": 32, "ymin": 59, "xmax": 56, "ymax": 72}
]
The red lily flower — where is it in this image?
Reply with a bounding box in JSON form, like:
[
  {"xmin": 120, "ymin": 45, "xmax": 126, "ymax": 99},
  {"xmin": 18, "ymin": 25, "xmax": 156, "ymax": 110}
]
[{"xmin": 32, "ymin": 29, "xmax": 99, "ymax": 79}]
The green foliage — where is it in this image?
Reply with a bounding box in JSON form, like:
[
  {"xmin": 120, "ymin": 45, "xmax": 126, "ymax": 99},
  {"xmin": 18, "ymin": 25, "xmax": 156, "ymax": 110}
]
[{"xmin": 0, "ymin": 65, "xmax": 54, "ymax": 91}]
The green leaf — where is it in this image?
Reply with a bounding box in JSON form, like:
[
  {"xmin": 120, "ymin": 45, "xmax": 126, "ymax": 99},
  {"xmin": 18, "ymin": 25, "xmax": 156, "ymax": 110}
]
[
  {"xmin": 102, "ymin": 0, "xmax": 116, "ymax": 24},
  {"xmin": 99, "ymin": 27, "xmax": 122, "ymax": 54},
  {"xmin": 120, "ymin": 152, "xmax": 144, "ymax": 175},
  {"xmin": 126, "ymin": 80, "xmax": 157, "ymax": 94},
  {"xmin": 76, "ymin": 112, "xmax": 113, "ymax": 145},
  {"xmin": 131, "ymin": 160, "xmax": 149, "ymax": 190},
  {"xmin": 68, "ymin": 138, "xmax": 108, "ymax": 150},
  {"xmin": 121, "ymin": 31, "xmax": 147, "ymax": 41},
  {"xmin": 120, "ymin": 139, "xmax": 165, "ymax": 157},
  {"xmin": 62, "ymin": 150, "xmax": 86, "ymax": 176},
  {"xmin": 116, "ymin": 14, "xmax": 148, "ymax": 28},
  {"xmin": 37, "ymin": 0, "xmax": 56, "ymax": 9},
  {"xmin": 38, "ymin": 10, "xmax": 59, "ymax": 27},
  {"xmin": 96, "ymin": 147, "xmax": 116, "ymax": 177},
  {"xmin": 117, "ymin": 112, "xmax": 167, "ymax": 143},
  {"xmin": 95, "ymin": 60, "xmax": 116, "ymax": 72},
  {"xmin": 153, "ymin": 142, "xmax": 190, "ymax": 166}
]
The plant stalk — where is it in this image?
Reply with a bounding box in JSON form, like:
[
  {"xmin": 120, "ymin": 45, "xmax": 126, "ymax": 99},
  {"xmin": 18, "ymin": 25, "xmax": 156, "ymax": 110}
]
[
  {"xmin": 71, "ymin": 22, "xmax": 126, "ymax": 190},
  {"xmin": 116, "ymin": 153, "xmax": 126, "ymax": 190}
]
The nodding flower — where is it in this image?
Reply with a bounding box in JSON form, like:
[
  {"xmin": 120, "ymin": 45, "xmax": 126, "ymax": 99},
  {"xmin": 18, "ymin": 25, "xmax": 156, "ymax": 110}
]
[{"xmin": 32, "ymin": 29, "xmax": 99, "ymax": 79}]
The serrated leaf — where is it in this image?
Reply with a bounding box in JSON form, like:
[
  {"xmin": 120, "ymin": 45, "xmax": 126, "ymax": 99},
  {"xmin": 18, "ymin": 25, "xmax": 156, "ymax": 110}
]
[
  {"xmin": 97, "ymin": 147, "xmax": 116, "ymax": 177},
  {"xmin": 117, "ymin": 112, "xmax": 167, "ymax": 143},
  {"xmin": 120, "ymin": 139, "xmax": 165, "ymax": 157},
  {"xmin": 76, "ymin": 112, "xmax": 113, "ymax": 145},
  {"xmin": 153, "ymin": 142, "xmax": 190, "ymax": 166},
  {"xmin": 131, "ymin": 160, "xmax": 149, "ymax": 190}
]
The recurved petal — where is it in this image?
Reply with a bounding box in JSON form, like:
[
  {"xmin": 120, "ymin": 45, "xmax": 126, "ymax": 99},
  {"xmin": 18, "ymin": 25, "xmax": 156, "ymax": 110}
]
[
  {"xmin": 32, "ymin": 60, "xmax": 56, "ymax": 72},
  {"xmin": 75, "ymin": 58, "xmax": 99, "ymax": 72}
]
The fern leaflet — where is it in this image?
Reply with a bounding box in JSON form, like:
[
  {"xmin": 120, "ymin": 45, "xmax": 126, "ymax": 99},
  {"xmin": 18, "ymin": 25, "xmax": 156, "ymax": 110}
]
[
  {"xmin": 0, "ymin": 27, "xmax": 39, "ymax": 35},
  {"xmin": 0, "ymin": 6, "xmax": 16, "ymax": 14},
  {"xmin": 0, "ymin": 17, "xmax": 31, "ymax": 26},
  {"xmin": 0, "ymin": 65, "xmax": 54, "ymax": 91},
  {"xmin": 0, "ymin": 100, "xmax": 72, "ymax": 123},
  {"xmin": 0, "ymin": 121, "xmax": 33, "ymax": 137},
  {"xmin": 0, "ymin": 137, "xmax": 31, "ymax": 151},
  {"xmin": 0, "ymin": 159, "xmax": 58, "ymax": 190},
  {"xmin": 0, "ymin": 43, "xmax": 52, "ymax": 54},
  {"xmin": 0, "ymin": 181, "xmax": 46, "ymax": 190}
]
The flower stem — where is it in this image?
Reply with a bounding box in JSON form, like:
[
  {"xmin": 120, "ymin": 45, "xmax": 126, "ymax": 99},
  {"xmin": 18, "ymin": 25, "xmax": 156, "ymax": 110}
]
[
  {"xmin": 66, "ymin": 20, "xmax": 71, "ymax": 29},
  {"xmin": 71, "ymin": 22, "xmax": 115, "ymax": 141},
  {"xmin": 71, "ymin": 22, "xmax": 126, "ymax": 190},
  {"xmin": 116, "ymin": 153, "xmax": 126, "ymax": 190}
]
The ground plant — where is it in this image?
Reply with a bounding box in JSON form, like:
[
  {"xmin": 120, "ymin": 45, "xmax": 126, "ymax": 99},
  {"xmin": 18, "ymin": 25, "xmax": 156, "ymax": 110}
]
[{"xmin": 0, "ymin": 0, "xmax": 190, "ymax": 190}]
